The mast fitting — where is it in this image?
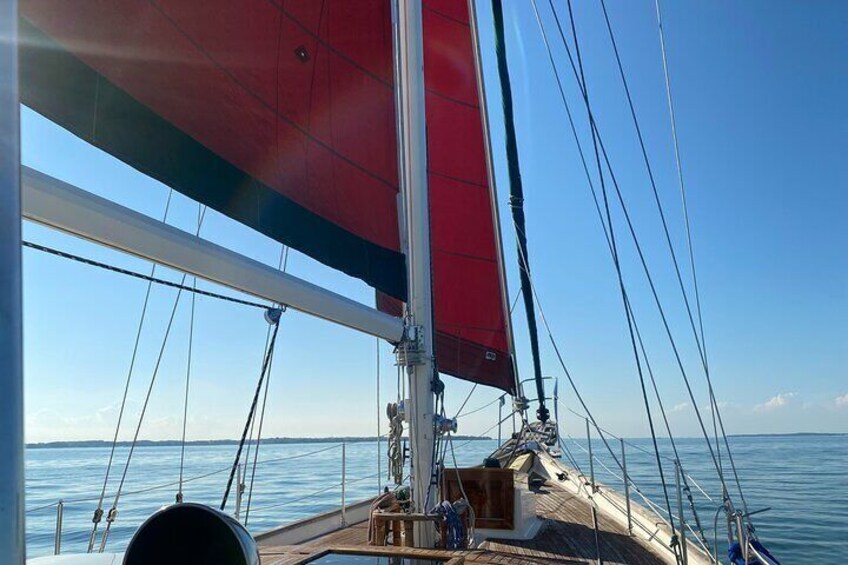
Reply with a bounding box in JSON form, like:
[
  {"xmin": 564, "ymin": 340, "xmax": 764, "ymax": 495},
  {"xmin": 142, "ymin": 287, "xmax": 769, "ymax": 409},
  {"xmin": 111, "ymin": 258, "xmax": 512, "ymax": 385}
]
[{"xmin": 397, "ymin": 321, "xmax": 426, "ymax": 367}]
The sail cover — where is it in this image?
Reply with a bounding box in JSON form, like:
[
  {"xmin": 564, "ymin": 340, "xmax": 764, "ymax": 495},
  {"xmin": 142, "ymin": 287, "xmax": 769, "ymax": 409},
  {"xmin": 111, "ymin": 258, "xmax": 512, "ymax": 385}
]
[{"xmin": 19, "ymin": 0, "xmax": 515, "ymax": 392}]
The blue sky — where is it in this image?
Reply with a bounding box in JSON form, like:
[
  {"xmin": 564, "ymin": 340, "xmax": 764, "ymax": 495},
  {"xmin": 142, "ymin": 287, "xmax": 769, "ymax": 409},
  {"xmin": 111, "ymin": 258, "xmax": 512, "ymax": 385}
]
[{"xmin": 22, "ymin": 0, "xmax": 847, "ymax": 443}]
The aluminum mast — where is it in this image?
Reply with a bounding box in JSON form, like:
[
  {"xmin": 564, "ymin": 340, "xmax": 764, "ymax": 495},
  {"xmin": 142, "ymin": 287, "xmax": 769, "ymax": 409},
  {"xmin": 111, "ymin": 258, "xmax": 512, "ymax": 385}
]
[
  {"xmin": 0, "ymin": 1, "xmax": 26, "ymax": 561},
  {"xmin": 393, "ymin": 0, "xmax": 437, "ymax": 548}
]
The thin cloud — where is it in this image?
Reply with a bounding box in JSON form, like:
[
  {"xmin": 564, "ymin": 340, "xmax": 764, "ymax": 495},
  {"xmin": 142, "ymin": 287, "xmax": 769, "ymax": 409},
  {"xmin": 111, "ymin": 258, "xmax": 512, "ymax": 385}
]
[
  {"xmin": 835, "ymin": 393, "xmax": 848, "ymax": 409},
  {"xmin": 670, "ymin": 402, "xmax": 689, "ymax": 413},
  {"xmin": 701, "ymin": 401, "xmax": 729, "ymax": 411},
  {"xmin": 754, "ymin": 392, "xmax": 796, "ymax": 412}
]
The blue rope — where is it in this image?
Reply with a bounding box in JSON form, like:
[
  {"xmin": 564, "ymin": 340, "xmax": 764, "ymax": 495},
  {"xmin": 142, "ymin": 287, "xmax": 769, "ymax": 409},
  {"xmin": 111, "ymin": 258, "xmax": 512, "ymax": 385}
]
[{"xmin": 433, "ymin": 501, "xmax": 465, "ymax": 550}]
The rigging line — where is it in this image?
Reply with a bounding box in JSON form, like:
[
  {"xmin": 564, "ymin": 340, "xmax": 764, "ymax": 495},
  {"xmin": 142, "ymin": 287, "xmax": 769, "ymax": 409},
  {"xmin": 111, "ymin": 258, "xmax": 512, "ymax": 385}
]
[
  {"xmin": 376, "ymin": 337, "xmax": 382, "ymax": 493},
  {"xmin": 242, "ymin": 335, "xmax": 273, "ymax": 508},
  {"xmin": 241, "ymin": 326, "xmax": 273, "ymax": 511},
  {"xmin": 446, "ymin": 433, "xmax": 477, "ymax": 544},
  {"xmin": 598, "ymin": 0, "xmax": 730, "ymax": 505},
  {"xmin": 453, "ymin": 383, "xmax": 478, "ymax": 420},
  {"xmin": 566, "ymin": 0, "xmax": 700, "ymax": 538},
  {"xmin": 652, "ymin": 1, "xmax": 748, "ymax": 514},
  {"xmin": 99, "ymin": 272, "xmax": 188, "ymax": 552},
  {"xmin": 526, "ymin": 7, "xmax": 615, "ymax": 259},
  {"xmin": 492, "ymin": 0, "xmax": 549, "ymax": 424},
  {"xmin": 245, "ymin": 245, "xmax": 289, "ymax": 524},
  {"xmin": 248, "ymin": 470, "xmax": 383, "ymax": 515},
  {"xmin": 534, "ymin": 0, "xmax": 685, "ymax": 480},
  {"xmin": 595, "ymin": 109, "xmax": 733, "ymax": 499},
  {"xmin": 597, "ymin": 0, "xmax": 708, "ymax": 374},
  {"xmin": 631, "ymin": 297, "xmax": 709, "ymax": 544},
  {"xmin": 542, "ymin": 0, "xmax": 732, "ymax": 501},
  {"xmin": 86, "ymin": 188, "xmax": 173, "ymax": 553},
  {"xmin": 177, "ymin": 282, "xmax": 195, "ymax": 501},
  {"xmin": 529, "ymin": 5, "xmax": 689, "ymax": 532},
  {"xmin": 510, "ymin": 221, "xmax": 613, "ymax": 469},
  {"xmin": 554, "ymin": 413, "xmax": 584, "ymax": 475},
  {"xmin": 653, "ymin": 0, "xmax": 707, "ymax": 355},
  {"xmin": 450, "ymin": 412, "xmax": 513, "ymax": 451},
  {"xmin": 509, "ymin": 288, "xmax": 522, "ymax": 314},
  {"xmin": 542, "ymin": 0, "xmax": 696, "ymax": 502},
  {"xmin": 602, "ymin": 1, "xmax": 749, "ymax": 522},
  {"xmin": 576, "ymin": 435, "xmax": 712, "ymax": 561},
  {"xmin": 178, "ymin": 203, "xmax": 205, "ymax": 501},
  {"xmin": 560, "ymin": 402, "xmax": 673, "ymax": 464},
  {"xmin": 45, "ymin": 446, "xmax": 344, "ymax": 507},
  {"xmin": 244, "ymin": 346, "xmax": 276, "ymax": 526},
  {"xmin": 22, "ymin": 242, "xmax": 270, "ymax": 310},
  {"xmin": 97, "ymin": 205, "xmax": 210, "ymax": 553},
  {"xmin": 537, "ymin": 0, "xmax": 679, "ymax": 536},
  {"xmin": 508, "ymin": 218, "xmax": 624, "ymax": 477},
  {"xmin": 221, "ymin": 316, "xmax": 281, "ymax": 512},
  {"xmin": 249, "ymin": 443, "xmax": 342, "ymax": 466},
  {"xmin": 457, "ymin": 395, "xmax": 503, "ymax": 418}
]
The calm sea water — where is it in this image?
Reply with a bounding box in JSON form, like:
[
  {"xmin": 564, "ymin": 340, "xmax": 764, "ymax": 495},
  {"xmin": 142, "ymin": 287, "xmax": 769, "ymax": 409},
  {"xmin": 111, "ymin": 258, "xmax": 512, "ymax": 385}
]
[{"xmin": 25, "ymin": 434, "xmax": 846, "ymax": 561}]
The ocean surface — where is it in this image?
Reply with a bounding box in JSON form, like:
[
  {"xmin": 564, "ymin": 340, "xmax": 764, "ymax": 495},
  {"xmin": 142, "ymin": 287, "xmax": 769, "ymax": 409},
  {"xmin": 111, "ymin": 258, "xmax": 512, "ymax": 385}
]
[{"xmin": 25, "ymin": 434, "xmax": 846, "ymax": 561}]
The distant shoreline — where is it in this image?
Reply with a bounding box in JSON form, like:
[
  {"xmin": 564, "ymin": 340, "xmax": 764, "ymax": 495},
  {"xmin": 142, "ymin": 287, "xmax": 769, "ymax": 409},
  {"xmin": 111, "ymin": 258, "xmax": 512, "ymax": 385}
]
[
  {"xmin": 26, "ymin": 431, "xmax": 844, "ymax": 449},
  {"xmin": 727, "ymin": 432, "xmax": 846, "ymax": 438},
  {"xmin": 26, "ymin": 436, "xmax": 494, "ymax": 449}
]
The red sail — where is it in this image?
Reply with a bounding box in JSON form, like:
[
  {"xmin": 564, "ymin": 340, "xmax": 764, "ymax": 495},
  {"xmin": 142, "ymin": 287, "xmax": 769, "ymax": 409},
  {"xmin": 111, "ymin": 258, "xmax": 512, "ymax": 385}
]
[
  {"xmin": 20, "ymin": 0, "xmax": 515, "ymax": 392},
  {"xmin": 378, "ymin": 1, "xmax": 515, "ymax": 392}
]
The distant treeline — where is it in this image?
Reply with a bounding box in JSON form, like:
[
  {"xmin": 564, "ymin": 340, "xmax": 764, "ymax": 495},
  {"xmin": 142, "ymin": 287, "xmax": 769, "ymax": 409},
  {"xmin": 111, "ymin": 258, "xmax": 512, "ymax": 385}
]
[
  {"xmin": 27, "ymin": 436, "xmax": 493, "ymax": 449},
  {"xmin": 728, "ymin": 432, "xmax": 846, "ymax": 438}
]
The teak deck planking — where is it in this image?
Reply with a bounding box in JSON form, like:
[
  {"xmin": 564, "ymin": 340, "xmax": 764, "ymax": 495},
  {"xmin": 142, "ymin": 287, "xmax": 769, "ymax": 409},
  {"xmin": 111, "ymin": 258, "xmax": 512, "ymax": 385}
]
[{"xmin": 258, "ymin": 477, "xmax": 667, "ymax": 565}]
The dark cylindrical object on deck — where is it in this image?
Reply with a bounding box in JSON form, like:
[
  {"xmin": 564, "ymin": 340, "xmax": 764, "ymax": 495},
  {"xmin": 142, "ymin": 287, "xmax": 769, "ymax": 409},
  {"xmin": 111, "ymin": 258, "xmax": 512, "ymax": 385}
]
[{"xmin": 124, "ymin": 503, "xmax": 259, "ymax": 565}]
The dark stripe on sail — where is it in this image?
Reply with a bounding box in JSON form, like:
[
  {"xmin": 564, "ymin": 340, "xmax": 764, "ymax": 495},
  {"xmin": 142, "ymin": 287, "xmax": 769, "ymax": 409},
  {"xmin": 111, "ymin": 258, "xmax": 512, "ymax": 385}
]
[{"xmin": 18, "ymin": 18, "xmax": 407, "ymax": 301}]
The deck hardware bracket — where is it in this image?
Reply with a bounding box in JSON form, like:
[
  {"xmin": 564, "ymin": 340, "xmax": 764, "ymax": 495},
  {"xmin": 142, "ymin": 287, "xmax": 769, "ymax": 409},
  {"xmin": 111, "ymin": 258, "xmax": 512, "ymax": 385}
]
[
  {"xmin": 396, "ymin": 322, "xmax": 425, "ymax": 367},
  {"xmin": 513, "ymin": 396, "xmax": 529, "ymax": 413},
  {"xmin": 434, "ymin": 415, "xmax": 458, "ymax": 435}
]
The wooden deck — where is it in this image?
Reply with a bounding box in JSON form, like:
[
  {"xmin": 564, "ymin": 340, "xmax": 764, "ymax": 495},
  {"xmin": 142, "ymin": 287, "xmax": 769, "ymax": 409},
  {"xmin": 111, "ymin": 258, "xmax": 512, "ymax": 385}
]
[{"xmin": 258, "ymin": 477, "xmax": 668, "ymax": 564}]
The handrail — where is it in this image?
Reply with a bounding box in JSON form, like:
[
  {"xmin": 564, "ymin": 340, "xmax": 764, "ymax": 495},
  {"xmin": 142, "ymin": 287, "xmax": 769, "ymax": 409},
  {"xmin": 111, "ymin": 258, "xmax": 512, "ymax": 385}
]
[
  {"xmin": 26, "ymin": 444, "xmax": 347, "ymax": 513},
  {"xmin": 25, "ymin": 443, "xmax": 350, "ymax": 554},
  {"xmin": 563, "ymin": 404, "xmax": 718, "ymax": 504},
  {"xmin": 248, "ymin": 471, "xmax": 382, "ymax": 515},
  {"xmin": 565, "ymin": 432, "xmax": 715, "ymax": 560}
]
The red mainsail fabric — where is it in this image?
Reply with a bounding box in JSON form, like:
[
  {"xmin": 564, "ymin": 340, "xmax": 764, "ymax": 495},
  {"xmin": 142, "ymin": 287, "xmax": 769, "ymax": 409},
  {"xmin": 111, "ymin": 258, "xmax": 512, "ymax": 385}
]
[{"xmin": 20, "ymin": 0, "xmax": 515, "ymax": 392}]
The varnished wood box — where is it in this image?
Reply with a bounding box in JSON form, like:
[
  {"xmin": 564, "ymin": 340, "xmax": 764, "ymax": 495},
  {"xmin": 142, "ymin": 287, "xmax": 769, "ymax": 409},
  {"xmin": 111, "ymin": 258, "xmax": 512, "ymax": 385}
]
[{"xmin": 442, "ymin": 468, "xmax": 515, "ymax": 530}]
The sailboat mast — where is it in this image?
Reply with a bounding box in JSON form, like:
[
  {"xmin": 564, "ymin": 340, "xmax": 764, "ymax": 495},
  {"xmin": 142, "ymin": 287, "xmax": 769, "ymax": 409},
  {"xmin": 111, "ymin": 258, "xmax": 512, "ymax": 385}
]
[
  {"xmin": 394, "ymin": 0, "xmax": 437, "ymax": 547},
  {"xmin": 0, "ymin": 1, "xmax": 26, "ymax": 562},
  {"xmin": 491, "ymin": 0, "xmax": 549, "ymax": 423}
]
